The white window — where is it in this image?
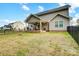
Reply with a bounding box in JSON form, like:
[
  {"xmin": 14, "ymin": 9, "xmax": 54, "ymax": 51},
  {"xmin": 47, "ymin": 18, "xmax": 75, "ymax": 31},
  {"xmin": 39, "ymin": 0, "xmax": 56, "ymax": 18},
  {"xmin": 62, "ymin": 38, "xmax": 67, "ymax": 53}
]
[
  {"xmin": 55, "ymin": 21, "xmax": 63, "ymax": 28},
  {"xmin": 59, "ymin": 21, "xmax": 63, "ymax": 28},
  {"xmin": 55, "ymin": 21, "xmax": 58, "ymax": 28}
]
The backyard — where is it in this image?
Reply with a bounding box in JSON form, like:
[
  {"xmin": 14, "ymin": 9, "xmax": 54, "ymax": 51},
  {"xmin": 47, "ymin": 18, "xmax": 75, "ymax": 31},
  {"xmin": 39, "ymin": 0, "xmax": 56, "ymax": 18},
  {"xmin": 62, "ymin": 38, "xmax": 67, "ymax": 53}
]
[{"xmin": 0, "ymin": 31, "xmax": 79, "ymax": 56}]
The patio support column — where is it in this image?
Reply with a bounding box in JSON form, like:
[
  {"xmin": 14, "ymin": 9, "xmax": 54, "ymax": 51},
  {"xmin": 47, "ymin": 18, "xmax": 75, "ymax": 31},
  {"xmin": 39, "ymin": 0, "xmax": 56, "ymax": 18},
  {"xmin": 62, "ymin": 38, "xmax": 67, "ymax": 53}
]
[{"xmin": 40, "ymin": 21, "xmax": 42, "ymax": 32}]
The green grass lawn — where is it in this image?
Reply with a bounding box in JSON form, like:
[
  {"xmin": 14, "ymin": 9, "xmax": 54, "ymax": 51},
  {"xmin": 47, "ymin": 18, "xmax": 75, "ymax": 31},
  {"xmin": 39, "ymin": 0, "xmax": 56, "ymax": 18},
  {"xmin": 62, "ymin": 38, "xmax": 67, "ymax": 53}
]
[{"xmin": 0, "ymin": 31, "xmax": 79, "ymax": 56}]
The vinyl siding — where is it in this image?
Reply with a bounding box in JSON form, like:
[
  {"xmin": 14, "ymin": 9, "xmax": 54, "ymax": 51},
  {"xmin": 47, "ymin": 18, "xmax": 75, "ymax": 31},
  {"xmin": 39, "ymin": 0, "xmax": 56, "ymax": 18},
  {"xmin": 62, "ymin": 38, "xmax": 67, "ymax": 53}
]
[
  {"xmin": 49, "ymin": 16, "xmax": 69, "ymax": 31},
  {"xmin": 38, "ymin": 9, "xmax": 69, "ymax": 21},
  {"xmin": 28, "ymin": 16, "xmax": 40, "ymax": 23}
]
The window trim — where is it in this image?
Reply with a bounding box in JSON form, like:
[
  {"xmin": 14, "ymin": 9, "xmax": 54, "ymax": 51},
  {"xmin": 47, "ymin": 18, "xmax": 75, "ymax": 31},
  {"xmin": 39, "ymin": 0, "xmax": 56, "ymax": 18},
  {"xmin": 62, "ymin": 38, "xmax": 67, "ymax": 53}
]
[
  {"xmin": 55, "ymin": 21, "xmax": 58, "ymax": 28},
  {"xmin": 59, "ymin": 21, "xmax": 63, "ymax": 28},
  {"xmin": 55, "ymin": 21, "xmax": 64, "ymax": 28}
]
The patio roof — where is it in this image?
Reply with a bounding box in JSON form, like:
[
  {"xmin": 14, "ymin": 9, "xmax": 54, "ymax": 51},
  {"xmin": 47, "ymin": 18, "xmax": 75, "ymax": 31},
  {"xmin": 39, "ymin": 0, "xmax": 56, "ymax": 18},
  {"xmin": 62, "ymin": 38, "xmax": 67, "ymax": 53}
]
[{"xmin": 25, "ymin": 14, "xmax": 49, "ymax": 22}]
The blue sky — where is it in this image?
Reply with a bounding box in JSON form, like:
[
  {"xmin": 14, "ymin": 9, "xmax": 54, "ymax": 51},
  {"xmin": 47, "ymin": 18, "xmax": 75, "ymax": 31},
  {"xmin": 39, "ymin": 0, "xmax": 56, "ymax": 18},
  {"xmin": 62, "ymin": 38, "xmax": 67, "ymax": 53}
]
[{"xmin": 0, "ymin": 3, "xmax": 79, "ymax": 26}]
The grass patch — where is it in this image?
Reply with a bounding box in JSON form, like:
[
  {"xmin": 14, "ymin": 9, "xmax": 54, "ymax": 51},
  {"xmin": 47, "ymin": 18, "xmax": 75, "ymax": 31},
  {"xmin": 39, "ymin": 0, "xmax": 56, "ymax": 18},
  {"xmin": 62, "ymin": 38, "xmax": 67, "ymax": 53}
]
[
  {"xmin": 17, "ymin": 49, "xmax": 29, "ymax": 56},
  {"xmin": 0, "ymin": 32, "xmax": 79, "ymax": 56}
]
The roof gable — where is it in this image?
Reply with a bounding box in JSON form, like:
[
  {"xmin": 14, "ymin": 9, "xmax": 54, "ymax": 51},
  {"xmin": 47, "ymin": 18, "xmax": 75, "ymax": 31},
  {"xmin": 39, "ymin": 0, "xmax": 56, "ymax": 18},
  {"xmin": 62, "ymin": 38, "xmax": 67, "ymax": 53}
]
[
  {"xmin": 50, "ymin": 14, "xmax": 70, "ymax": 21},
  {"xmin": 25, "ymin": 14, "xmax": 41, "ymax": 22}
]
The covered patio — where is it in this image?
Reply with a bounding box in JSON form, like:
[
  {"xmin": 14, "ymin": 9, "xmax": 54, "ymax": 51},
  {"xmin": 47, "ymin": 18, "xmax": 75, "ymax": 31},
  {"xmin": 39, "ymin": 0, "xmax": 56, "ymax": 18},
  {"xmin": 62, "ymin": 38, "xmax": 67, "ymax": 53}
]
[
  {"xmin": 26, "ymin": 14, "xmax": 49, "ymax": 32},
  {"xmin": 28, "ymin": 21, "xmax": 49, "ymax": 32}
]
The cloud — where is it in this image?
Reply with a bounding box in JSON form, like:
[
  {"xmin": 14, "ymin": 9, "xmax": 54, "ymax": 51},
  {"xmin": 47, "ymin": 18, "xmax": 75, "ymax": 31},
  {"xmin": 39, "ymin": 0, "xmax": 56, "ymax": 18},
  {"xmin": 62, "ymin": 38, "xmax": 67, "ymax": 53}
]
[
  {"xmin": 58, "ymin": 3, "xmax": 79, "ymax": 14},
  {"xmin": 58, "ymin": 3, "xmax": 66, "ymax": 6},
  {"xmin": 25, "ymin": 13, "xmax": 30, "ymax": 17},
  {"xmin": 71, "ymin": 12, "xmax": 79, "ymax": 26},
  {"xmin": 70, "ymin": 17, "xmax": 78, "ymax": 26},
  {"xmin": 21, "ymin": 4, "xmax": 30, "ymax": 11},
  {"xmin": 68, "ymin": 3, "xmax": 79, "ymax": 25},
  {"xmin": 68, "ymin": 3, "xmax": 79, "ymax": 13},
  {"xmin": 38, "ymin": 5, "xmax": 44, "ymax": 12},
  {"xmin": 0, "ymin": 19, "xmax": 17, "ymax": 27}
]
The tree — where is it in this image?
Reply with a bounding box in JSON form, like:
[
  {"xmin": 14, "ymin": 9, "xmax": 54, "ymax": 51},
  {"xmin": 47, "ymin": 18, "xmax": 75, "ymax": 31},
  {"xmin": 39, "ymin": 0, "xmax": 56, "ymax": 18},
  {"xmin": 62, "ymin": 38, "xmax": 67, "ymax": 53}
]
[{"xmin": 77, "ymin": 19, "xmax": 79, "ymax": 26}]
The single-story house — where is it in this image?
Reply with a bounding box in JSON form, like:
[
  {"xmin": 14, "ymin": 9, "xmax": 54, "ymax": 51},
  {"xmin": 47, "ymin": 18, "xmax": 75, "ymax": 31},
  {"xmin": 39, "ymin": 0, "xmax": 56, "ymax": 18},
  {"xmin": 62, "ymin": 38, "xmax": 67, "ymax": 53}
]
[
  {"xmin": 1, "ymin": 21, "xmax": 27, "ymax": 32},
  {"xmin": 2, "ymin": 25, "xmax": 11, "ymax": 30},
  {"xmin": 25, "ymin": 5, "xmax": 70, "ymax": 32},
  {"xmin": 9, "ymin": 21, "xmax": 27, "ymax": 31}
]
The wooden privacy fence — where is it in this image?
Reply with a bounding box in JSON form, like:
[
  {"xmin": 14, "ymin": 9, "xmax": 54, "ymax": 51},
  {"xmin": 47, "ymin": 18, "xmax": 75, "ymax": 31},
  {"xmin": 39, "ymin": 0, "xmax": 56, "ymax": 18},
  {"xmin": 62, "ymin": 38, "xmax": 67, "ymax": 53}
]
[{"xmin": 67, "ymin": 26, "xmax": 79, "ymax": 45}]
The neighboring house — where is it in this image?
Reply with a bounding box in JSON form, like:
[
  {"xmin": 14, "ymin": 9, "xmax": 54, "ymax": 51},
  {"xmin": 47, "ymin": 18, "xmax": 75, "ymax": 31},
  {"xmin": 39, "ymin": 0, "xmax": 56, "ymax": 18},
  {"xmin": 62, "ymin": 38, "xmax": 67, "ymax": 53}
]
[
  {"xmin": 2, "ymin": 25, "xmax": 11, "ymax": 30},
  {"xmin": 9, "ymin": 21, "xmax": 27, "ymax": 31},
  {"xmin": 25, "ymin": 5, "xmax": 70, "ymax": 32}
]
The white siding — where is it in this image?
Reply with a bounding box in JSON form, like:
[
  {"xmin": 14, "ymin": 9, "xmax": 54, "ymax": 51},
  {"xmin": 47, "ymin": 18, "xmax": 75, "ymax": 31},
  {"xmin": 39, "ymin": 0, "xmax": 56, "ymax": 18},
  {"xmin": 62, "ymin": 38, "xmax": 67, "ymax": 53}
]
[
  {"xmin": 11, "ymin": 21, "xmax": 27, "ymax": 31},
  {"xmin": 49, "ymin": 16, "xmax": 69, "ymax": 31}
]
